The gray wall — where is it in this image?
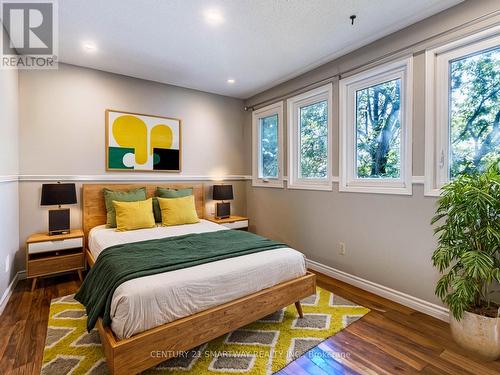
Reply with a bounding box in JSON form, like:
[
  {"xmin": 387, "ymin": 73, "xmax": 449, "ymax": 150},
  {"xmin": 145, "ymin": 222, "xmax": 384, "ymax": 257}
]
[
  {"xmin": 0, "ymin": 65, "xmax": 19, "ymax": 302},
  {"xmin": 6, "ymin": 0, "xmax": 499, "ymax": 311},
  {"xmin": 19, "ymin": 64, "xmax": 246, "ymax": 176},
  {"xmin": 244, "ymin": 0, "xmax": 500, "ymax": 306},
  {"xmin": 17, "ymin": 64, "xmax": 248, "ymax": 273}
]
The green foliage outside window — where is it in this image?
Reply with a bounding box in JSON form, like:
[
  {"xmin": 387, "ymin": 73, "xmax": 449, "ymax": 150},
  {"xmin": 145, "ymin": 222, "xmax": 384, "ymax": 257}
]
[
  {"xmin": 299, "ymin": 101, "xmax": 328, "ymax": 178},
  {"xmin": 260, "ymin": 114, "xmax": 278, "ymax": 178},
  {"xmin": 355, "ymin": 79, "xmax": 401, "ymax": 178},
  {"xmin": 449, "ymin": 47, "xmax": 499, "ymax": 178}
]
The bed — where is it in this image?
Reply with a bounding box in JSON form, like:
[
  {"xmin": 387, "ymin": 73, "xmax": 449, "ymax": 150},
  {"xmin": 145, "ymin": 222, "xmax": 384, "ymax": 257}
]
[{"xmin": 81, "ymin": 183, "xmax": 316, "ymax": 375}]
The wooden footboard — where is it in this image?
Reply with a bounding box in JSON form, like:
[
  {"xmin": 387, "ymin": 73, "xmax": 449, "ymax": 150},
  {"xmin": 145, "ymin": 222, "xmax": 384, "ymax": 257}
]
[
  {"xmin": 96, "ymin": 272, "xmax": 316, "ymax": 375},
  {"xmin": 81, "ymin": 184, "xmax": 316, "ymax": 374}
]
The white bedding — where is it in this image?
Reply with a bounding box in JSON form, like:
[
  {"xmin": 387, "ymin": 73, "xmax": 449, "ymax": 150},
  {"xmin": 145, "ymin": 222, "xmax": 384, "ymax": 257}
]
[{"xmin": 88, "ymin": 220, "xmax": 307, "ymax": 339}]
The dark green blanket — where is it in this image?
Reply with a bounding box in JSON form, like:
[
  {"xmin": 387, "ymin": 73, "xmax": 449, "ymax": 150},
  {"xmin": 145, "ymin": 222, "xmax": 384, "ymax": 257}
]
[{"xmin": 75, "ymin": 230, "xmax": 285, "ymax": 331}]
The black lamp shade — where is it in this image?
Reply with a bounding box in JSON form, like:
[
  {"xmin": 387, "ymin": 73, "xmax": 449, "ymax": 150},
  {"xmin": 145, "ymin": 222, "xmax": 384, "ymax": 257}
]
[
  {"xmin": 41, "ymin": 183, "xmax": 77, "ymax": 206},
  {"xmin": 213, "ymin": 185, "xmax": 233, "ymax": 201}
]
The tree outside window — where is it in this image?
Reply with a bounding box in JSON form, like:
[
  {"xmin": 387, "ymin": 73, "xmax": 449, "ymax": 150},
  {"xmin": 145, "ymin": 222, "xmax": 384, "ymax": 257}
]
[
  {"xmin": 355, "ymin": 79, "xmax": 401, "ymax": 179},
  {"xmin": 449, "ymin": 47, "xmax": 499, "ymax": 178},
  {"xmin": 299, "ymin": 101, "xmax": 328, "ymax": 179},
  {"xmin": 260, "ymin": 114, "xmax": 278, "ymax": 178}
]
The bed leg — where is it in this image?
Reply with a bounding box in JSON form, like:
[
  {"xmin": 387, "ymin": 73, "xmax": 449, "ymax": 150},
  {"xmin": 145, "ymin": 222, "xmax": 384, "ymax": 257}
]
[{"xmin": 294, "ymin": 301, "xmax": 304, "ymax": 318}]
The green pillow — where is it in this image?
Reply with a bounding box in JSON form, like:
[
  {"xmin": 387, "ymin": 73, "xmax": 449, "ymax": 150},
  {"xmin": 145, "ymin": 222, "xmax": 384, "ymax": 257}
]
[
  {"xmin": 154, "ymin": 188, "xmax": 193, "ymax": 223},
  {"xmin": 152, "ymin": 197, "xmax": 162, "ymax": 223},
  {"xmin": 156, "ymin": 187, "xmax": 193, "ymax": 198},
  {"xmin": 103, "ymin": 187, "xmax": 147, "ymax": 228}
]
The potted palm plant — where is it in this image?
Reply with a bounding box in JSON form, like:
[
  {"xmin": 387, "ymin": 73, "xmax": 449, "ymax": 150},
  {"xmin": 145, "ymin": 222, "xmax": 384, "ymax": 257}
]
[{"xmin": 432, "ymin": 162, "xmax": 500, "ymax": 361}]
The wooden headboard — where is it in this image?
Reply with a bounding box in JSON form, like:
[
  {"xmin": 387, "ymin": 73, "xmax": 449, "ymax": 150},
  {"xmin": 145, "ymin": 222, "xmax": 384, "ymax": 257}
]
[{"xmin": 82, "ymin": 183, "xmax": 205, "ymax": 242}]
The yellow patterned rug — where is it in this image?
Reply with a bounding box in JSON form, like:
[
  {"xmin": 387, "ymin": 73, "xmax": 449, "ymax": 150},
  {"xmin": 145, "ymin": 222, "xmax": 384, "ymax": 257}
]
[{"xmin": 42, "ymin": 287, "xmax": 369, "ymax": 374}]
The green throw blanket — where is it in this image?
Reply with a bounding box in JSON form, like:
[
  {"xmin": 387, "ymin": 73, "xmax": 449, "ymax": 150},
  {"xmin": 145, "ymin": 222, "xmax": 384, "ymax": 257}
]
[{"xmin": 75, "ymin": 230, "xmax": 286, "ymax": 331}]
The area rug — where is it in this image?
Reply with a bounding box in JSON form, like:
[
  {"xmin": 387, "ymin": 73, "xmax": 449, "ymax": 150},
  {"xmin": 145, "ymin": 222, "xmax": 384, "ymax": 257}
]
[{"xmin": 42, "ymin": 287, "xmax": 369, "ymax": 374}]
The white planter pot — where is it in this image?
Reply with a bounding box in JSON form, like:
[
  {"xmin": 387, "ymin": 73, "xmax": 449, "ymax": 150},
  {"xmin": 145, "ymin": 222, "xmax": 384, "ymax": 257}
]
[{"xmin": 450, "ymin": 310, "xmax": 500, "ymax": 361}]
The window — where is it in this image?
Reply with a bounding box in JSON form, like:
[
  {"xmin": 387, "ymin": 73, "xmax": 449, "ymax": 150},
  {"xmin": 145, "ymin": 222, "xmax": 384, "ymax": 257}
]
[
  {"xmin": 287, "ymin": 84, "xmax": 333, "ymax": 190},
  {"xmin": 252, "ymin": 102, "xmax": 284, "ymax": 187},
  {"xmin": 339, "ymin": 57, "xmax": 413, "ymax": 194},
  {"xmin": 356, "ymin": 79, "xmax": 402, "ymax": 179},
  {"xmin": 425, "ymin": 28, "xmax": 500, "ymax": 196},
  {"xmin": 449, "ymin": 48, "xmax": 499, "ymax": 178},
  {"xmin": 299, "ymin": 100, "xmax": 329, "ymax": 179},
  {"xmin": 260, "ymin": 114, "xmax": 279, "ymax": 178}
]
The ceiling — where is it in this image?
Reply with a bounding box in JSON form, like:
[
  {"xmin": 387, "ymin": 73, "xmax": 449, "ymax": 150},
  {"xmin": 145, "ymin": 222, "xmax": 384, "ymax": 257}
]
[{"xmin": 59, "ymin": 0, "xmax": 463, "ymax": 99}]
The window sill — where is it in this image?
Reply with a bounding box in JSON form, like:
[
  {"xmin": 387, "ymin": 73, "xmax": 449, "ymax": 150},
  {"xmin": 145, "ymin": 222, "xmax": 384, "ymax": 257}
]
[
  {"xmin": 339, "ymin": 184, "xmax": 412, "ymax": 195},
  {"xmin": 287, "ymin": 182, "xmax": 333, "ymax": 191},
  {"xmin": 424, "ymin": 187, "xmax": 441, "ymax": 197},
  {"xmin": 252, "ymin": 179, "xmax": 284, "ymax": 188}
]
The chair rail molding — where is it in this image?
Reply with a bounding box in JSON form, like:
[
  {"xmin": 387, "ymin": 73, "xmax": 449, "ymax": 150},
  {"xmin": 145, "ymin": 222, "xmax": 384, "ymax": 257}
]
[
  {"xmin": 0, "ymin": 175, "xmax": 19, "ymax": 184},
  {"xmin": 18, "ymin": 174, "xmax": 252, "ymax": 182},
  {"xmin": 12, "ymin": 174, "xmax": 426, "ymax": 184}
]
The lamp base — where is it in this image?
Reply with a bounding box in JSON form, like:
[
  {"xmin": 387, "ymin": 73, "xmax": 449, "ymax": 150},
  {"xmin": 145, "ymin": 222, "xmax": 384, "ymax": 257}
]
[
  {"xmin": 48, "ymin": 208, "xmax": 71, "ymax": 236},
  {"xmin": 215, "ymin": 202, "xmax": 230, "ymax": 219},
  {"xmin": 49, "ymin": 230, "xmax": 70, "ymax": 236}
]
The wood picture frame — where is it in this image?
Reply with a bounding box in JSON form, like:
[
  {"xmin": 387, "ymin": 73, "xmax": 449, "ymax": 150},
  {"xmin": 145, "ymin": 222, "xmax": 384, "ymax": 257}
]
[
  {"xmin": 81, "ymin": 183, "xmax": 316, "ymax": 375},
  {"xmin": 105, "ymin": 109, "xmax": 182, "ymax": 173}
]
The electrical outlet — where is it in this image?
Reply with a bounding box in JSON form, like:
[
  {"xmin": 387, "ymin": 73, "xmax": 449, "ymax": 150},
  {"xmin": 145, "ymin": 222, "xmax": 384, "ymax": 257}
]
[
  {"xmin": 339, "ymin": 242, "xmax": 346, "ymax": 256},
  {"xmin": 5, "ymin": 254, "xmax": 10, "ymax": 272}
]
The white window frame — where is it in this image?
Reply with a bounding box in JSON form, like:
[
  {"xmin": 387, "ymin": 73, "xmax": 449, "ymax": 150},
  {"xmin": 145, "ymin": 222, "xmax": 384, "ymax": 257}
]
[
  {"xmin": 252, "ymin": 102, "xmax": 284, "ymax": 188},
  {"xmin": 287, "ymin": 84, "xmax": 333, "ymax": 191},
  {"xmin": 339, "ymin": 57, "xmax": 413, "ymax": 195},
  {"xmin": 425, "ymin": 26, "xmax": 500, "ymax": 196}
]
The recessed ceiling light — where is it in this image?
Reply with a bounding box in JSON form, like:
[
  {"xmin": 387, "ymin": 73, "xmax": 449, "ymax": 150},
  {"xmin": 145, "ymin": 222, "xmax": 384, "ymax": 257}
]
[
  {"xmin": 204, "ymin": 9, "xmax": 224, "ymax": 26},
  {"xmin": 83, "ymin": 42, "xmax": 97, "ymax": 52},
  {"xmin": 227, "ymin": 79, "xmax": 235, "ymax": 84}
]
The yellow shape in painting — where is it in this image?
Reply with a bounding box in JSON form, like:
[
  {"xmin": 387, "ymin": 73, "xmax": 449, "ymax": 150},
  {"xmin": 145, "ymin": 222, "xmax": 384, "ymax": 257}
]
[
  {"xmin": 150, "ymin": 124, "xmax": 173, "ymax": 155},
  {"xmin": 112, "ymin": 115, "xmax": 148, "ymax": 165}
]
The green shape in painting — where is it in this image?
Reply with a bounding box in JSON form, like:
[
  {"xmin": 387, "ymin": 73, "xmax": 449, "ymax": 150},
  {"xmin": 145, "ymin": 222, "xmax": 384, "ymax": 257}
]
[
  {"xmin": 108, "ymin": 146, "xmax": 134, "ymax": 169},
  {"xmin": 153, "ymin": 152, "xmax": 160, "ymax": 165}
]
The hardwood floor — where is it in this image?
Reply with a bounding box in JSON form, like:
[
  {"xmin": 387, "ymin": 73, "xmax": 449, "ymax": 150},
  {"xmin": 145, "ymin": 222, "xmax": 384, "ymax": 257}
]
[{"xmin": 1, "ymin": 271, "xmax": 499, "ymax": 374}]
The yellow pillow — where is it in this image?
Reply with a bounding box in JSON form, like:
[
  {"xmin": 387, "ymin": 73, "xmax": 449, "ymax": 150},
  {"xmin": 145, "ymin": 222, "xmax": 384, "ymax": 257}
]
[
  {"xmin": 158, "ymin": 195, "xmax": 200, "ymax": 226},
  {"xmin": 113, "ymin": 198, "xmax": 156, "ymax": 231}
]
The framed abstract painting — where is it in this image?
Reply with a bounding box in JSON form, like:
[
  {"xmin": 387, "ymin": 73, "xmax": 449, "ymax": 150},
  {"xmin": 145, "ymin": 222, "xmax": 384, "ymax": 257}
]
[{"xmin": 105, "ymin": 109, "xmax": 182, "ymax": 172}]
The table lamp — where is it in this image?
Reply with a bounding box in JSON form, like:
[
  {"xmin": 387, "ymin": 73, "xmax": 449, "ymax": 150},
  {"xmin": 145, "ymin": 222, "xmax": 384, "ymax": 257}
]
[
  {"xmin": 41, "ymin": 183, "xmax": 77, "ymax": 235},
  {"xmin": 212, "ymin": 184, "xmax": 233, "ymax": 219}
]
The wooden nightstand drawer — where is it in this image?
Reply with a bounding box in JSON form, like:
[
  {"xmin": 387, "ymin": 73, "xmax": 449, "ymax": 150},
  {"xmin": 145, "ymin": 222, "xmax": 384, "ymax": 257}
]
[
  {"xmin": 28, "ymin": 237, "xmax": 83, "ymax": 254},
  {"xmin": 28, "ymin": 252, "xmax": 84, "ymax": 277},
  {"xmin": 222, "ymin": 220, "xmax": 249, "ymax": 229},
  {"xmin": 205, "ymin": 216, "xmax": 249, "ymax": 231},
  {"xmin": 26, "ymin": 229, "xmax": 85, "ymax": 291}
]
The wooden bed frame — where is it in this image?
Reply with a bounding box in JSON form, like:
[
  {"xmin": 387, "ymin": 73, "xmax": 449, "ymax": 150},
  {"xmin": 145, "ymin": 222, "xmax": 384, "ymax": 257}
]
[{"xmin": 82, "ymin": 183, "xmax": 316, "ymax": 375}]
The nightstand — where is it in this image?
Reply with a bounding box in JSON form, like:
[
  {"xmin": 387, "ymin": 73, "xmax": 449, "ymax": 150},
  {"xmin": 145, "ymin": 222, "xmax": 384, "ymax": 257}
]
[
  {"xmin": 206, "ymin": 215, "xmax": 249, "ymax": 230},
  {"xmin": 26, "ymin": 229, "xmax": 85, "ymax": 291}
]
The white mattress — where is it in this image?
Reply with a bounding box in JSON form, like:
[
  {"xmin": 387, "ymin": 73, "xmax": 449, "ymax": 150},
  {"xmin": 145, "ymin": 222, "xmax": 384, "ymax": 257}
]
[{"xmin": 88, "ymin": 220, "xmax": 306, "ymax": 339}]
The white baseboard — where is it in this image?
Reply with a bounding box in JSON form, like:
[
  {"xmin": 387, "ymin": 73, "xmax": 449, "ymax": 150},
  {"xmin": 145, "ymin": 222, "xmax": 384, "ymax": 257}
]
[
  {"xmin": 1, "ymin": 261, "xmax": 449, "ymax": 321},
  {"xmin": 0, "ymin": 270, "xmax": 26, "ymax": 316},
  {"xmin": 307, "ymin": 259, "xmax": 449, "ymax": 322}
]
